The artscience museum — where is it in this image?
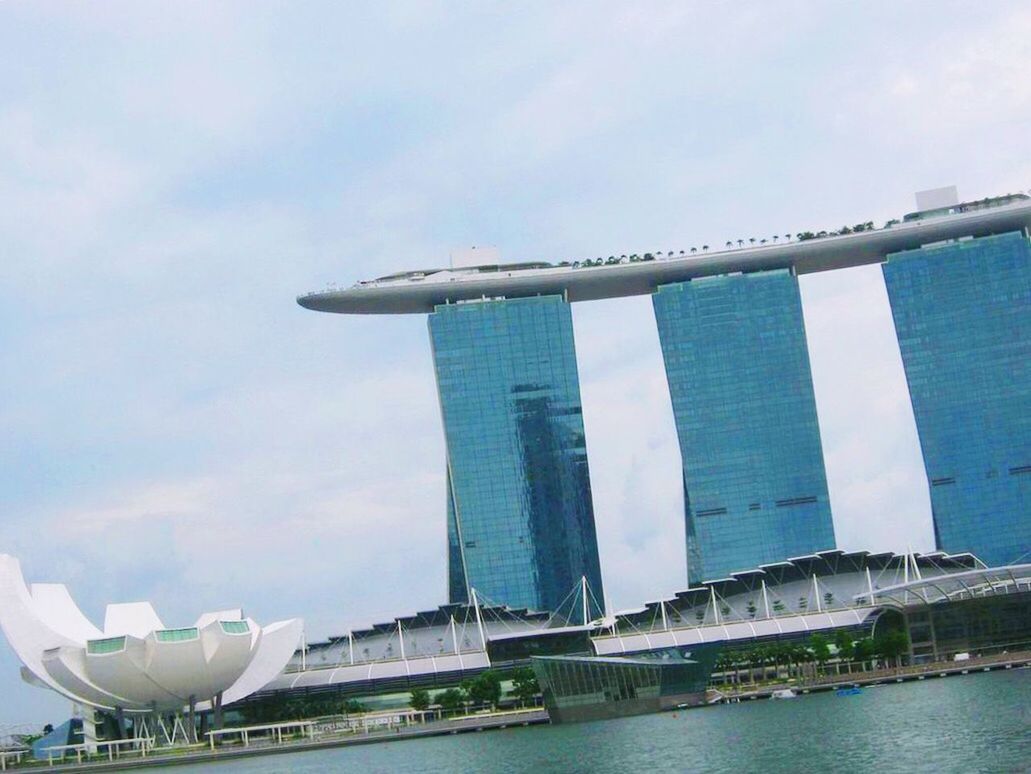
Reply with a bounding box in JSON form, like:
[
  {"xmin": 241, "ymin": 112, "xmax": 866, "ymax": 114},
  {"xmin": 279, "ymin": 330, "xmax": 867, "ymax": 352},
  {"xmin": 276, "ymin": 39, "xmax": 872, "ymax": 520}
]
[{"xmin": 0, "ymin": 555, "xmax": 302, "ymax": 744}]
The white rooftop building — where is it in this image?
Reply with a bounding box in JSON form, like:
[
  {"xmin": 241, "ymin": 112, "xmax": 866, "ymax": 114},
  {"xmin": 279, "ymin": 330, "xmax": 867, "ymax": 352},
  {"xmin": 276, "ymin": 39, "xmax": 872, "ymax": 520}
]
[{"xmin": 0, "ymin": 555, "xmax": 302, "ymax": 716}]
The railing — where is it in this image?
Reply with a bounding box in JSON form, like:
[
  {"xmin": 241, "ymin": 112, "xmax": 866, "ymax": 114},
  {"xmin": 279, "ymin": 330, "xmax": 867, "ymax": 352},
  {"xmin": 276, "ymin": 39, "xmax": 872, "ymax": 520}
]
[
  {"xmin": 0, "ymin": 749, "xmax": 28, "ymax": 771},
  {"xmin": 42, "ymin": 736, "xmax": 154, "ymax": 766}
]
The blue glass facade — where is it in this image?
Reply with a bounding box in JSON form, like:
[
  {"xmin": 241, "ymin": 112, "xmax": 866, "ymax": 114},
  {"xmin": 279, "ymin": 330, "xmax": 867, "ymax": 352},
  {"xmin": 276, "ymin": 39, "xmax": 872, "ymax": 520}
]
[
  {"xmin": 883, "ymin": 232, "xmax": 1031, "ymax": 567},
  {"xmin": 653, "ymin": 269, "xmax": 836, "ymax": 584},
  {"xmin": 429, "ymin": 296, "xmax": 604, "ymax": 621}
]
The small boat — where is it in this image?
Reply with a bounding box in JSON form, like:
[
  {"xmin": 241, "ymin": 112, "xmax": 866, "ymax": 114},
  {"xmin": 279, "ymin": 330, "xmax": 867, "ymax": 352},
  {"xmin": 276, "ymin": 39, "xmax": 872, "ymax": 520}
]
[
  {"xmin": 835, "ymin": 686, "xmax": 862, "ymax": 697},
  {"xmin": 770, "ymin": 688, "xmax": 796, "ymax": 700}
]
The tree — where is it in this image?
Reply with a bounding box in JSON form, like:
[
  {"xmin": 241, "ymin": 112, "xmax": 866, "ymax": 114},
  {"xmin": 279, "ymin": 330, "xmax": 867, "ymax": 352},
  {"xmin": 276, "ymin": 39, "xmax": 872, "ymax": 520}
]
[
  {"xmin": 469, "ymin": 670, "xmax": 503, "ymax": 708},
  {"xmin": 344, "ymin": 699, "xmax": 367, "ymax": 715},
  {"xmin": 510, "ymin": 667, "xmax": 540, "ymax": 706},
  {"xmin": 808, "ymin": 633, "xmax": 831, "ymax": 675},
  {"xmin": 853, "ymin": 637, "xmax": 876, "ymax": 671},
  {"xmin": 834, "ymin": 629, "xmax": 855, "ymax": 674},
  {"xmin": 409, "ymin": 688, "xmax": 430, "ymax": 712},
  {"xmin": 436, "ymin": 688, "xmax": 465, "ymax": 715},
  {"xmin": 875, "ymin": 629, "xmax": 909, "ymax": 669}
]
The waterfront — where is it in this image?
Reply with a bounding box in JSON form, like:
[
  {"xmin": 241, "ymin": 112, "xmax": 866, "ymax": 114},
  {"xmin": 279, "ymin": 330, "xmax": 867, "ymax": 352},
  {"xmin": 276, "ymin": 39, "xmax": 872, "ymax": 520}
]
[{"xmin": 156, "ymin": 669, "xmax": 1030, "ymax": 773}]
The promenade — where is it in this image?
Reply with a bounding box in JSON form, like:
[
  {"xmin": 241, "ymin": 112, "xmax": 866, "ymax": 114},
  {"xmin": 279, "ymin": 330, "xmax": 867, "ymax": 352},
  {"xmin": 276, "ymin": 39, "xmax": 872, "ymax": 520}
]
[
  {"xmin": 712, "ymin": 650, "xmax": 1031, "ymax": 702},
  {"xmin": 17, "ymin": 709, "xmax": 549, "ymax": 773}
]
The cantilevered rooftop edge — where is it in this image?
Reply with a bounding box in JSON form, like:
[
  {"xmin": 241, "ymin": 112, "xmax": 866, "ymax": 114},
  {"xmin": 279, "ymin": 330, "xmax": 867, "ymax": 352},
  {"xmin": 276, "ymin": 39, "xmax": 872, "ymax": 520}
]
[{"xmin": 297, "ymin": 198, "xmax": 1031, "ymax": 315}]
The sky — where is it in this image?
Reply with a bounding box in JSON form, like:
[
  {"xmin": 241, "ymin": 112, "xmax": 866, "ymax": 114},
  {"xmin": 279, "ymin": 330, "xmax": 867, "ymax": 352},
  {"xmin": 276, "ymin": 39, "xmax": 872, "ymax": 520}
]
[{"xmin": 1, "ymin": 1, "xmax": 1030, "ymax": 728}]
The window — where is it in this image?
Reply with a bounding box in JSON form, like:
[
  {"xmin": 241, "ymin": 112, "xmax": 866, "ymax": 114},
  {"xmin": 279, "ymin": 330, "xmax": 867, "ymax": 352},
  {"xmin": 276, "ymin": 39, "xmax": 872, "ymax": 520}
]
[
  {"xmin": 155, "ymin": 627, "xmax": 199, "ymax": 643},
  {"xmin": 87, "ymin": 636, "xmax": 126, "ymax": 654}
]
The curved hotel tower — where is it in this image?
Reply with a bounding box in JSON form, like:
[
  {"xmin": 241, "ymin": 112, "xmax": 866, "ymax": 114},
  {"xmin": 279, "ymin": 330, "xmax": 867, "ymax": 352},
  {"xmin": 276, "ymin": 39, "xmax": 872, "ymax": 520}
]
[
  {"xmin": 429, "ymin": 295, "xmax": 604, "ymax": 618},
  {"xmin": 654, "ymin": 269, "xmax": 835, "ymax": 583},
  {"xmin": 883, "ymin": 232, "xmax": 1031, "ymax": 567},
  {"xmin": 300, "ymin": 191, "xmax": 1031, "ymax": 611}
]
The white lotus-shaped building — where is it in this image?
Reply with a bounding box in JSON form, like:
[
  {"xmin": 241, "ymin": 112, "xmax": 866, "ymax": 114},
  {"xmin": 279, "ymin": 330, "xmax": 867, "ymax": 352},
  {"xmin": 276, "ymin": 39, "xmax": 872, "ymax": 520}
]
[{"xmin": 0, "ymin": 555, "xmax": 302, "ymax": 713}]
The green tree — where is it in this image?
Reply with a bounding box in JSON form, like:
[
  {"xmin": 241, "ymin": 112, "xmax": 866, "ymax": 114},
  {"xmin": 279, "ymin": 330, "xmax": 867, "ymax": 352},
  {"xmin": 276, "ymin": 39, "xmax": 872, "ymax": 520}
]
[
  {"xmin": 875, "ymin": 629, "xmax": 909, "ymax": 669},
  {"xmin": 807, "ymin": 633, "xmax": 831, "ymax": 675},
  {"xmin": 344, "ymin": 699, "xmax": 367, "ymax": 715},
  {"xmin": 834, "ymin": 630, "xmax": 855, "ymax": 674},
  {"xmin": 853, "ymin": 637, "xmax": 876, "ymax": 671},
  {"xmin": 509, "ymin": 667, "xmax": 540, "ymax": 706},
  {"xmin": 409, "ymin": 688, "xmax": 430, "ymax": 712},
  {"xmin": 467, "ymin": 670, "xmax": 502, "ymax": 708},
  {"xmin": 436, "ymin": 688, "xmax": 465, "ymax": 715}
]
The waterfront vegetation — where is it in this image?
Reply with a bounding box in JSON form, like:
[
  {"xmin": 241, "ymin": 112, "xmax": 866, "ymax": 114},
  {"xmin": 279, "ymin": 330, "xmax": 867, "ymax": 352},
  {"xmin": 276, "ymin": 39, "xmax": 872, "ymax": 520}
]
[{"xmin": 711, "ymin": 629, "xmax": 910, "ymax": 688}]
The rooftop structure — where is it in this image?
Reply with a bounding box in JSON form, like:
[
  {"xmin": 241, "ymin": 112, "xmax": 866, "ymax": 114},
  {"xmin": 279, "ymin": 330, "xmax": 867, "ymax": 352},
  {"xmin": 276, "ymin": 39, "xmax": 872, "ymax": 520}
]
[
  {"xmin": 255, "ymin": 549, "xmax": 1024, "ymax": 703},
  {"xmin": 0, "ymin": 555, "xmax": 303, "ymax": 715},
  {"xmin": 298, "ymin": 194, "xmax": 1031, "ymax": 315}
]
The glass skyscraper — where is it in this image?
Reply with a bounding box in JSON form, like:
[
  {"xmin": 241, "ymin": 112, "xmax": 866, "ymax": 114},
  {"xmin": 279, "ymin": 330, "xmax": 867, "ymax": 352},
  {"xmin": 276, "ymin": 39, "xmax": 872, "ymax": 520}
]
[
  {"xmin": 653, "ymin": 269, "xmax": 836, "ymax": 584},
  {"xmin": 429, "ymin": 295, "xmax": 604, "ymax": 621},
  {"xmin": 882, "ymin": 232, "xmax": 1031, "ymax": 567}
]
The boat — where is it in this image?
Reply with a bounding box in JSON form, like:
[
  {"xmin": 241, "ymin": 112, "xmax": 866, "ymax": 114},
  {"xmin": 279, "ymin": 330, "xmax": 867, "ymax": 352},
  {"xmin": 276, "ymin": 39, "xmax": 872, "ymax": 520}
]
[
  {"xmin": 835, "ymin": 686, "xmax": 863, "ymax": 697},
  {"xmin": 770, "ymin": 688, "xmax": 796, "ymax": 700}
]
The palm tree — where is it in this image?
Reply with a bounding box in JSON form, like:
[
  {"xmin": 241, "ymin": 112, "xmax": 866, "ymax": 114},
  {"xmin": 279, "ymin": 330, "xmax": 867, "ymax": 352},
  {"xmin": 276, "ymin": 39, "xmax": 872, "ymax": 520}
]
[
  {"xmin": 784, "ymin": 233, "xmax": 791, "ymax": 241},
  {"xmin": 726, "ymin": 241, "xmax": 733, "ymax": 249},
  {"xmin": 749, "ymin": 238, "xmax": 756, "ymax": 245},
  {"xmin": 760, "ymin": 238, "xmax": 767, "ymax": 245},
  {"xmin": 702, "ymin": 245, "xmax": 709, "ymax": 252},
  {"xmin": 737, "ymin": 239, "xmax": 744, "ymax": 248},
  {"xmin": 691, "ymin": 247, "xmax": 698, "ymax": 254},
  {"xmin": 772, "ymin": 235, "xmax": 779, "ymax": 243}
]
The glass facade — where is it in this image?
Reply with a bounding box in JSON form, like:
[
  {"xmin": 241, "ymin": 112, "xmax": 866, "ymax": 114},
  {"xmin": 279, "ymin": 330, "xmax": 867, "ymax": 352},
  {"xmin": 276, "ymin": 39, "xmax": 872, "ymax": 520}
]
[
  {"xmin": 429, "ymin": 295, "xmax": 604, "ymax": 622},
  {"xmin": 532, "ymin": 648, "xmax": 718, "ymax": 723},
  {"xmin": 882, "ymin": 232, "xmax": 1031, "ymax": 567},
  {"xmin": 653, "ymin": 269, "xmax": 836, "ymax": 584}
]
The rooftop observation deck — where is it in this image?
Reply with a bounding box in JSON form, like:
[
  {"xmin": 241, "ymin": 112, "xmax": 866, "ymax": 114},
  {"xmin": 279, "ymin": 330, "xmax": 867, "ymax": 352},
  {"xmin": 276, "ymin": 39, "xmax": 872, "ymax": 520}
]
[{"xmin": 298, "ymin": 195, "xmax": 1031, "ymax": 315}]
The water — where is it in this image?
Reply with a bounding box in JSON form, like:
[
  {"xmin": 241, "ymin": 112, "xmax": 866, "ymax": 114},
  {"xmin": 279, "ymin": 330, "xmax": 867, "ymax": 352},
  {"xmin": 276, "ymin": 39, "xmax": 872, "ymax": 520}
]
[{"xmin": 157, "ymin": 670, "xmax": 1031, "ymax": 773}]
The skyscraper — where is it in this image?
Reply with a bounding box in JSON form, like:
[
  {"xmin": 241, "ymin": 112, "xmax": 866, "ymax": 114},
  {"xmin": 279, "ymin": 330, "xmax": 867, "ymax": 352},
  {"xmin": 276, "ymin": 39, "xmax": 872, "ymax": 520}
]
[
  {"xmin": 429, "ymin": 295, "xmax": 604, "ymax": 620},
  {"xmin": 883, "ymin": 232, "xmax": 1031, "ymax": 567},
  {"xmin": 653, "ymin": 269, "xmax": 836, "ymax": 584}
]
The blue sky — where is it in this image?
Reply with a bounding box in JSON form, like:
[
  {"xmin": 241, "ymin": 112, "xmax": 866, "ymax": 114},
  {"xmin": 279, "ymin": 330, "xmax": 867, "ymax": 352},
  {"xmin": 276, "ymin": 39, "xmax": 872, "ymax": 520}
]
[{"xmin": 2, "ymin": 1, "xmax": 1029, "ymax": 727}]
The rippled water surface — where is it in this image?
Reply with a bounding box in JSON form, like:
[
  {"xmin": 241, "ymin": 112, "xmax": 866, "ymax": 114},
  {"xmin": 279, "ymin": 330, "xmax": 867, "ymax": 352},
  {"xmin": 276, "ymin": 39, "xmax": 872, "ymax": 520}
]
[{"xmin": 161, "ymin": 670, "xmax": 1031, "ymax": 773}]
